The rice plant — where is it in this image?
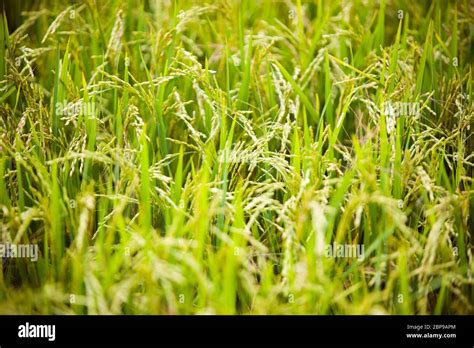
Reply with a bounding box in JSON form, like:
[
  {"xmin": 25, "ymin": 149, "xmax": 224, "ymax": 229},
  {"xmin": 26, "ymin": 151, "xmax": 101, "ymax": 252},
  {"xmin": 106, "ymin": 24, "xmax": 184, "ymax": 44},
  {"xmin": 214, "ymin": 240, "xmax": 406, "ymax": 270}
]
[{"xmin": 0, "ymin": 0, "xmax": 473, "ymax": 314}]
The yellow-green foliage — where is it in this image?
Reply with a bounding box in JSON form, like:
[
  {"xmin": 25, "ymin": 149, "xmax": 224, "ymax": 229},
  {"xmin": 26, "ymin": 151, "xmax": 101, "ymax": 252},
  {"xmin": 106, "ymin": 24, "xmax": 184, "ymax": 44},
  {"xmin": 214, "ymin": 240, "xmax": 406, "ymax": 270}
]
[{"xmin": 0, "ymin": 0, "xmax": 473, "ymax": 314}]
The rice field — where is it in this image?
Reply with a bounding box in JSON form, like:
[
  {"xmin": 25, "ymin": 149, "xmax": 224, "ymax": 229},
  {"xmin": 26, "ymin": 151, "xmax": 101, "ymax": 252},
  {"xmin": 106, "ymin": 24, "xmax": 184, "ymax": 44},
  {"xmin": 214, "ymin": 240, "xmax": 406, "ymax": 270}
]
[{"xmin": 0, "ymin": 0, "xmax": 473, "ymax": 314}]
